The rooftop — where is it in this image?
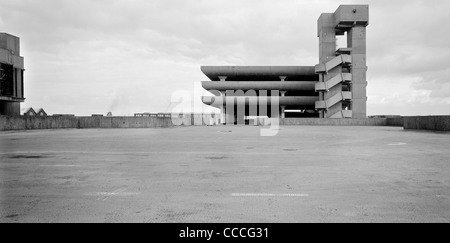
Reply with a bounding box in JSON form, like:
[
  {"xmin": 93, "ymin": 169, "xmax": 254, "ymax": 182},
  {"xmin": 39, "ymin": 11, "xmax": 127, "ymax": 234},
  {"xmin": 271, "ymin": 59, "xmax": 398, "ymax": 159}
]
[{"xmin": 1, "ymin": 126, "xmax": 449, "ymax": 222}]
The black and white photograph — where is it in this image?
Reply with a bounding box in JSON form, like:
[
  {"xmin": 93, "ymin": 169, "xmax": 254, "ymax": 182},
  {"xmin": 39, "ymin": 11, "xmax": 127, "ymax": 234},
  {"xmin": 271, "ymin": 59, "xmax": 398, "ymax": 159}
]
[{"xmin": 1, "ymin": 0, "xmax": 449, "ymax": 230}]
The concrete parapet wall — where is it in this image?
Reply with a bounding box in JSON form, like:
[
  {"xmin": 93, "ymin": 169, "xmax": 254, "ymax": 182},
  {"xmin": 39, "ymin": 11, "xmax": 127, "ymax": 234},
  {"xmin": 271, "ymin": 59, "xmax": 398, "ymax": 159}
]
[
  {"xmin": 403, "ymin": 116, "xmax": 450, "ymax": 131},
  {"xmin": 386, "ymin": 117, "xmax": 404, "ymax": 127},
  {"xmin": 172, "ymin": 114, "xmax": 220, "ymax": 126},
  {"xmin": 0, "ymin": 115, "xmax": 221, "ymax": 131},
  {"xmin": 110, "ymin": 117, "xmax": 173, "ymax": 128},
  {"xmin": 77, "ymin": 117, "xmax": 174, "ymax": 129},
  {"xmin": 0, "ymin": 116, "xmax": 27, "ymax": 130},
  {"xmin": 279, "ymin": 118, "xmax": 388, "ymax": 126},
  {"xmin": 0, "ymin": 116, "xmax": 174, "ymax": 131},
  {"xmin": 0, "ymin": 116, "xmax": 79, "ymax": 130},
  {"xmin": 2, "ymin": 115, "xmax": 449, "ymax": 131}
]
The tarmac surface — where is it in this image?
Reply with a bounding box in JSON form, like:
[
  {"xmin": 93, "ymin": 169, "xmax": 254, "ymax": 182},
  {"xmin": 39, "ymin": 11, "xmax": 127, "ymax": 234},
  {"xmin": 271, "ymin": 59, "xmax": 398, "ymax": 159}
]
[{"xmin": 1, "ymin": 126, "xmax": 449, "ymax": 223}]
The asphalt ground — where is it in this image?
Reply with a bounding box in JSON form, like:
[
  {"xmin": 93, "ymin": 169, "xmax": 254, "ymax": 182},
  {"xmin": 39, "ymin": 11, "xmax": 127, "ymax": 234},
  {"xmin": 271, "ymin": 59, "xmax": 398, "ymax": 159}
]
[{"xmin": 1, "ymin": 126, "xmax": 449, "ymax": 222}]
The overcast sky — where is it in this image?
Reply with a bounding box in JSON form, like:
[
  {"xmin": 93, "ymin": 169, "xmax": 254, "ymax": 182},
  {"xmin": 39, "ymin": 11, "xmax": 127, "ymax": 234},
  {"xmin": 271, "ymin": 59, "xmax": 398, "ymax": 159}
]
[{"xmin": 1, "ymin": 0, "xmax": 449, "ymax": 116}]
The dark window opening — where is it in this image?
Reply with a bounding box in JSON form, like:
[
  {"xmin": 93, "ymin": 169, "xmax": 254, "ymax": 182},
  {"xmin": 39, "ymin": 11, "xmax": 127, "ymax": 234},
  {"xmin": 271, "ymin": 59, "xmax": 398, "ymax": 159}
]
[
  {"xmin": 21, "ymin": 69, "xmax": 24, "ymax": 98},
  {"xmin": 14, "ymin": 68, "xmax": 18, "ymax": 97},
  {"xmin": 0, "ymin": 63, "xmax": 14, "ymax": 97}
]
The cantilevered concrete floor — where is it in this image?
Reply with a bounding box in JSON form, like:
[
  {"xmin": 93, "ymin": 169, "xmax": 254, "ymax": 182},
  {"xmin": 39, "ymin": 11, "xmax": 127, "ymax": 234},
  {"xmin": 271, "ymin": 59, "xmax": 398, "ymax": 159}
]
[{"xmin": 1, "ymin": 126, "xmax": 449, "ymax": 223}]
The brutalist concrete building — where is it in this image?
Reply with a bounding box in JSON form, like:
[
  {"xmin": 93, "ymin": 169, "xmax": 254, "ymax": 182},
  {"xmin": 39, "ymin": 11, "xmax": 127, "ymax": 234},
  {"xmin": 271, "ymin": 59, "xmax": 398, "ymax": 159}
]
[
  {"xmin": 201, "ymin": 5, "xmax": 369, "ymax": 123},
  {"xmin": 0, "ymin": 33, "xmax": 25, "ymax": 116}
]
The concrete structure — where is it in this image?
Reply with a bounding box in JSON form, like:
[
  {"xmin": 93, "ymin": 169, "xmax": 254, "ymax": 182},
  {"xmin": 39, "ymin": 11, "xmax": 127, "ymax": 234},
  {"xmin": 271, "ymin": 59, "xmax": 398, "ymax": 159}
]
[
  {"xmin": 201, "ymin": 5, "xmax": 369, "ymax": 123},
  {"xmin": 0, "ymin": 33, "xmax": 25, "ymax": 116},
  {"xmin": 315, "ymin": 5, "xmax": 369, "ymax": 118},
  {"xmin": 201, "ymin": 67, "xmax": 320, "ymax": 124}
]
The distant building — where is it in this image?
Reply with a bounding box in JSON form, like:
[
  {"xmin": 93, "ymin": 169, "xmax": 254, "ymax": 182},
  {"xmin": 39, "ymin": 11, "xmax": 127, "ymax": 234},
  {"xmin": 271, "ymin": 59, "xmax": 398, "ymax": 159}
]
[
  {"xmin": 369, "ymin": 115, "xmax": 402, "ymax": 118},
  {"xmin": 134, "ymin": 112, "xmax": 155, "ymax": 117},
  {"xmin": 23, "ymin": 107, "xmax": 36, "ymax": 116},
  {"xmin": 36, "ymin": 108, "xmax": 47, "ymax": 117},
  {"xmin": 134, "ymin": 112, "xmax": 173, "ymax": 118},
  {"xmin": 52, "ymin": 114, "xmax": 75, "ymax": 117},
  {"xmin": 0, "ymin": 33, "xmax": 25, "ymax": 116},
  {"xmin": 106, "ymin": 112, "xmax": 113, "ymax": 117},
  {"xmin": 91, "ymin": 114, "xmax": 104, "ymax": 117},
  {"xmin": 23, "ymin": 107, "xmax": 47, "ymax": 117}
]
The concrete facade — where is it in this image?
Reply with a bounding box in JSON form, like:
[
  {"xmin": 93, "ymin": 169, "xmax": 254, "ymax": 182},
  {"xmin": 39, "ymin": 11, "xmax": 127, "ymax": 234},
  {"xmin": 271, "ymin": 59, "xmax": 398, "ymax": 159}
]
[
  {"xmin": 201, "ymin": 5, "xmax": 369, "ymax": 122},
  {"xmin": 315, "ymin": 5, "xmax": 369, "ymax": 118},
  {"xmin": 0, "ymin": 33, "xmax": 25, "ymax": 116}
]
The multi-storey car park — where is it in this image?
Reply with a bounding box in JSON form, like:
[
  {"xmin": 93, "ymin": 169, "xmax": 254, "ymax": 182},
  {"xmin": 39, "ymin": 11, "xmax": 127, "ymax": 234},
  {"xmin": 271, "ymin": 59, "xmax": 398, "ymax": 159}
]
[{"xmin": 201, "ymin": 5, "xmax": 369, "ymax": 124}]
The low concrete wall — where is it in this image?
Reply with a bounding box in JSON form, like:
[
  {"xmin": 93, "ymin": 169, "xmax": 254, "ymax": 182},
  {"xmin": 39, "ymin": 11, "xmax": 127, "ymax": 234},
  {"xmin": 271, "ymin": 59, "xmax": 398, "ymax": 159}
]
[
  {"xmin": 0, "ymin": 116, "xmax": 79, "ymax": 130},
  {"xmin": 403, "ymin": 116, "xmax": 450, "ymax": 131},
  {"xmin": 3, "ymin": 115, "xmax": 448, "ymax": 131},
  {"xmin": 279, "ymin": 118, "xmax": 389, "ymax": 126},
  {"xmin": 0, "ymin": 116, "xmax": 174, "ymax": 131},
  {"xmin": 0, "ymin": 116, "xmax": 27, "ymax": 130},
  {"xmin": 109, "ymin": 117, "xmax": 173, "ymax": 128},
  {"xmin": 386, "ymin": 117, "xmax": 404, "ymax": 127},
  {"xmin": 0, "ymin": 115, "xmax": 222, "ymax": 131}
]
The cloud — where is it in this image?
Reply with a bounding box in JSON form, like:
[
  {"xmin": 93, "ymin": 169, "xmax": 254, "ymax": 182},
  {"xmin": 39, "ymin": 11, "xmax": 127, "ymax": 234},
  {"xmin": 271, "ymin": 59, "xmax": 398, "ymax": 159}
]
[
  {"xmin": 0, "ymin": 0, "xmax": 449, "ymax": 116},
  {"xmin": 412, "ymin": 68, "xmax": 450, "ymax": 98}
]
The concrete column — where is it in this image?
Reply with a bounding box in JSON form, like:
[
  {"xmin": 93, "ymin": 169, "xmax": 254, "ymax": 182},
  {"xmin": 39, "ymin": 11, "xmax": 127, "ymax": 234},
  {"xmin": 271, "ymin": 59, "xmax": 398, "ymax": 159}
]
[
  {"xmin": 20, "ymin": 69, "xmax": 24, "ymax": 98},
  {"xmin": 220, "ymin": 91, "xmax": 226, "ymax": 124},
  {"xmin": 17, "ymin": 69, "xmax": 23, "ymax": 98},
  {"xmin": 318, "ymin": 74, "xmax": 324, "ymax": 118},
  {"xmin": 349, "ymin": 26, "xmax": 367, "ymax": 118},
  {"xmin": 280, "ymin": 106, "xmax": 286, "ymax": 118},
  {"xmin": 279, "ymin": 91, "xmax": 286, "ymax": 118},
  {"xmin": 318, "ymin": 13, "xmax": 342, "ymax": 118},
  {"xmin": 218, "ymin": 76, "xmax": 227, "ymax": 82}
]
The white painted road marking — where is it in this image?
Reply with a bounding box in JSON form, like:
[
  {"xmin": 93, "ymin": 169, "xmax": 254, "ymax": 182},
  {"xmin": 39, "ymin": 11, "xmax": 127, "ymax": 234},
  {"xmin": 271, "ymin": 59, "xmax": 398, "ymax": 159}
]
[
  {"xmin": 1, "ymin": 150, "xmax": 284, "ymax": 156},
  {"xmin": 39, "ymin": 165, "xmax": 80, "ymax": 167},
  {"xmin": 241, "ymin": 166, "xmax": 274, "ymax": 168},
  {"xmin": 388, "ymin": 142, "xmax": 407, "ymax": 146},
  {"xmin": 94, "ymin": 192, "xmax": 141, "ymax": 196},
  {"xmin": 232, "ymin": 193, "xmax": 309, "ymax": 197},
  {"xmin": 96, "ymin": 187, "xmax": 129, "ymax": 201},
  {"xmin": 85, "ymin": 191, "xmax": 141, "ymax": 200}
]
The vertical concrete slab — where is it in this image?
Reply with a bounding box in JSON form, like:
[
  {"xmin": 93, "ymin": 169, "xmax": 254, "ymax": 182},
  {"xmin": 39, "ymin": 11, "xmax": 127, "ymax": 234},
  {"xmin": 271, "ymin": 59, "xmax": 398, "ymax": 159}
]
[
  {"xmin": 16, "ymin": 69, "xmax": 23, "ymax": 98},
  {"xmin": 348, "ymin": 26, "xmax": 367, "ymax": 118},
  {"xmin": 348, "ymin": 27, "xmax": 367, "ymax": 54},
  {"xmin": 352, "ymin": 98, "xmax": 367, "ymax": 118},
  {"xmin": 318, "ymin": 13, "xmax": 336, "ymax": 64},
  {"xmin": 317, "ymin": 13, "xmax": 343, "ymax": 118}
]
